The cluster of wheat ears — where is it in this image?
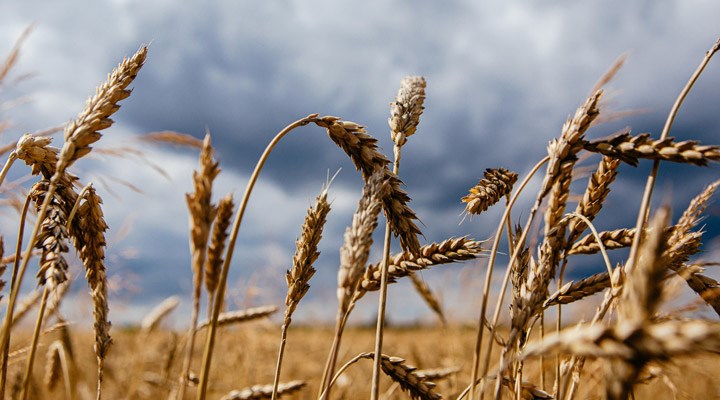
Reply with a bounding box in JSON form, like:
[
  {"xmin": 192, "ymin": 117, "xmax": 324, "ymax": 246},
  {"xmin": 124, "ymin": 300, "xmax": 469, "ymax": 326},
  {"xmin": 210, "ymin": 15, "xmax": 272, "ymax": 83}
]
[{"xmin": 0, "ymin": 29, "xmax": 719, "ymax": 400}]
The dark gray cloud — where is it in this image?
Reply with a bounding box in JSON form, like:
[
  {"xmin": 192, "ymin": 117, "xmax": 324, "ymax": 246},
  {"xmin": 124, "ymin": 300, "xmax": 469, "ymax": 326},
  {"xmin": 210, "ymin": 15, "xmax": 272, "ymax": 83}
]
[{"xmin": 1, "ymin": 1, "xmax": 719, "ymax": 324}]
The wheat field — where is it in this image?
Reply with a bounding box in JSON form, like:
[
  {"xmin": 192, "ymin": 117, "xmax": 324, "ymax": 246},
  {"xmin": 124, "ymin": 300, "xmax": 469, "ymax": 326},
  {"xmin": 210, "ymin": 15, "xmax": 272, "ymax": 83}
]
[{"xmin": 0, "ymin": 30, "xmax": 719, "ymax": 400}]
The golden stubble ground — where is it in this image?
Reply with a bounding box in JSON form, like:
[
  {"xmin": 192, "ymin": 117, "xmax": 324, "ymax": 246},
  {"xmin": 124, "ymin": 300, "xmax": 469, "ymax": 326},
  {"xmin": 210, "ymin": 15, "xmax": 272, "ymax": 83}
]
[{"xmin": 9, "ymin": 322, "xmax": 720, "ymax": 399}]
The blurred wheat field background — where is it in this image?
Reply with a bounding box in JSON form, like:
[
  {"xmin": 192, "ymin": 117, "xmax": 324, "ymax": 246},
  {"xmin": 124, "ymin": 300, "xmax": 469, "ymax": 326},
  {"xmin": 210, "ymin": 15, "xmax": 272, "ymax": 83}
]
[{"xmin": 0, "ymin": 21, "xmax": 719, "ymax": 400}]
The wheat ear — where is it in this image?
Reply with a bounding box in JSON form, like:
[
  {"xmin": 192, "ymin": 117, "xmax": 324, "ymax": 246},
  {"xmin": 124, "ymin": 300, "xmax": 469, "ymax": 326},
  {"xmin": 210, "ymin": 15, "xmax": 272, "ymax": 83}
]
[
  {"xmin": 43, "ymin": 340, "xmax": 73, "ymax": 400},
  {"xmin": 462, "ymin": 168, "xmax": 518, "ymax": 216},
  {"xmin": 196, "ymin": 305, "xmax": 278, "ymax": 330},
  {"xmin": 205, "ymin": 194, "xmax": 234, "ymax": 312},
  {"xmin": 328, "ymin": 352, "xmax": 442, "ymax": 400},
  {"xmin": 312, "ymin": 116, "xmax": 422, "ymax": 253},
  {"xmin": 583, "ymin": 131, "xmax": 720, "ymax": 166},
  {"xmin": 408, "ymin": 273, "xmax": 445, "ymax": 324},
  {"xmin": 544, "ymin": 271, "xmax": 611, "ymax": 308},
  {"xmin": 221, "ymin": 381, "xmax": 306, "ymax": 400},
  {"xmin": 141, "ymin": 296, "xmax": 180, "ymax": 334},
  {"xmin": 0, "ymin": 47, "xmax": 147, "ymax": 400},
  {"xmin": 271, "ymin": 186, "xmax": 331, "ymax": 400},
  {"xmin": 358, "ymin": 237, "xmax": 484, "ymax": 294},
  {"xmin": 70, "ymin": 183, "xmax": 111, "ymax": 400},
  {"xmin": 320, "ymin": 171, "xmax": 386, "ymax": 399},
  {"xmin": 178, "ymin": 133, "xmax": 219, "ymax": 400}
]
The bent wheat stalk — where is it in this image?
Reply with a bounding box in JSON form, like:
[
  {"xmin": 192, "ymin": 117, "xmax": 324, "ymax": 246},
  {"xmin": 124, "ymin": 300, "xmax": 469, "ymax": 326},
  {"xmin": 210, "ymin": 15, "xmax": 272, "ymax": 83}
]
[
  {"xmin": 196, "ymin": 115, "xmax": 318, "ymax": 400},
  {"xmin": 372, "ymin": 76, "xmax": 426, "ymax": 400},
  {"xmin": 625, "ymin": 37, "xmax": 720, "ymax": 276}
]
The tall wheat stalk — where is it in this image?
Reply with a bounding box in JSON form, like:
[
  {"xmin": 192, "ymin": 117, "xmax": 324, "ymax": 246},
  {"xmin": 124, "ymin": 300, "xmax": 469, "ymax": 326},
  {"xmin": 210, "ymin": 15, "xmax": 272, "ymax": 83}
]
[{"xmin": 371, "ymin": 76, "xmax": 426, "ymax": 400}]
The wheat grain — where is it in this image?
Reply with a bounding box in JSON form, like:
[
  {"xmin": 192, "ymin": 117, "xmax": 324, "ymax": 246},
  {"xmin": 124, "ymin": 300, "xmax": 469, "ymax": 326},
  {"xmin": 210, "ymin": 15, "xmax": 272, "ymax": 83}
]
[{"xmin": 312, "ymin": 116, "xmax": 421, "ymax": 253}]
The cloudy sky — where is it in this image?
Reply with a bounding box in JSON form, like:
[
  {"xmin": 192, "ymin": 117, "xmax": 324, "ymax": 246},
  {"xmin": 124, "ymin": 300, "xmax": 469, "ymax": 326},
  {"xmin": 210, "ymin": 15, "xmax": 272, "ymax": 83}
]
[{"xmin": 1, "ymin": 1, "xmax": 719, "ymax": 326}]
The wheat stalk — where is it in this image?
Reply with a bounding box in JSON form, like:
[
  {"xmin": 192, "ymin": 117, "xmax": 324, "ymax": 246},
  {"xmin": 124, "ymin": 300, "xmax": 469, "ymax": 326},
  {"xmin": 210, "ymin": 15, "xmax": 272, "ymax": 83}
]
[
  {"xmin": 320, "ymin": 171, "xmax": 386, "ymax": 399},
  {"xmin": 197, "ymin": 115, "xmax": 320, "ymax": 400},
  {"xmin": 178, "ymin": 133, "xmax": 220, "ymax": 400}
]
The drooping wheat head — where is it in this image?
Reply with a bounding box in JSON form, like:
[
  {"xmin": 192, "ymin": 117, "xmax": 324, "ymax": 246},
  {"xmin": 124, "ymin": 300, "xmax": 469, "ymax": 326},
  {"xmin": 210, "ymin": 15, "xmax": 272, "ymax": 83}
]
[{"xmin": 312, "ymin": 116, "xmax": 421, "ymax": 253}]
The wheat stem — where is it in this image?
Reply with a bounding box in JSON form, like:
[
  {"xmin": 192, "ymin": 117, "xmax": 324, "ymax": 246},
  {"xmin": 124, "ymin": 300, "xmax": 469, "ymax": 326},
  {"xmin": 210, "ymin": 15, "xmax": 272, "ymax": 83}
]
[
  {"xmin": 469, "ymin": 155, "xmax": 549, "ymax": 400},
  {"xmin": 65, "ymin": 182, "xmax": 93, "ymax": 230},
  {"xmin": 371, "ymin": 148, "xmax": 400, "ymax": 400},
  {"xmin": 0, "ymin": 194, "xmax": 31, "ymax": 397},
  {"xmin": 626, "ymin": 37, "xmax": 720, "ymax": 276},
  {"xmin": 0, "ymin": 152, "xmax": 17, "ymax": 188},
  {"xmin": 20, "ymin": 285, "xmax": 49, "ymax": 400}
]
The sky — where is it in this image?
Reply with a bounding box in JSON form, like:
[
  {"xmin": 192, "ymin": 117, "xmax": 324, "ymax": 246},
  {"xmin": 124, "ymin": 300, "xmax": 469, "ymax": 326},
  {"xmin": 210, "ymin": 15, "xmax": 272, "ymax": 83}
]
[{"xmin": 0, "ymin": 1, "xmax": 719, "ymax": 327}]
